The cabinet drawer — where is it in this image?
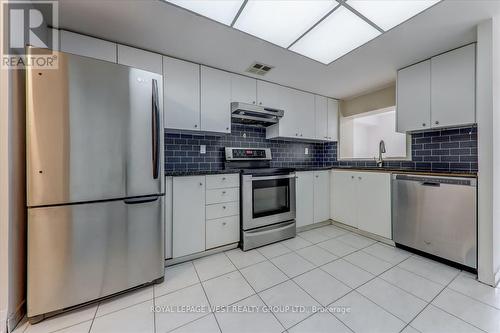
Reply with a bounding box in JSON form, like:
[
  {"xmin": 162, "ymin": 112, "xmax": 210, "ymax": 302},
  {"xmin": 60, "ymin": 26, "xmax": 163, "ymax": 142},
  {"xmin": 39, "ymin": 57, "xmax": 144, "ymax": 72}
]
[
  {"xmin": 206, "ymin": 174, "xmax": 239, "ymax": 189},
  {"xmin": 206, "ymin": 216, "xmax": 240, "ymax": 249},
  {"xmin": 206, "ymin": 201, "xmax": 239, "ymax": 220},
  {"xmin": 206, "ymin": 188, "xmax": 239, "ymax": 204}
]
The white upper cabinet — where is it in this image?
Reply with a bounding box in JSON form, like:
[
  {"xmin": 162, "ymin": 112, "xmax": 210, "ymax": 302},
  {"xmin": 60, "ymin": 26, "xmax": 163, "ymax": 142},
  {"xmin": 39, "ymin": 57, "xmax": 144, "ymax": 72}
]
[
  {"xmin": 163, "ymin": 56, "xmax": 200, "ymax": 131},
  {"xmin": 397, "ymin": 44, "xmax": 476, "ymax": 133},
  {"xmin": 431, "ymin": 44, "xmax": 476, "ymax": 128},
  {"xmin": 327, "ymin": 98, "xmax": 339, "ymax": 141},
  {"xmin": 315, "ymin": 96, "xmax": 338, "ymax": 142},
  {"xmin": 315, "ymin": 95, "xmax": 328, "ymax": 141},
  {"xmin": 117, "ymin": 45, "xmax": 162, "ymax": 74},
  {"xmin": 313, "ymin": 171, "xmax": 330, "ymax": 223},
  {"xmin": 296, "ymin": 171, "xmax": 314, "ymax": 228},
  {"xmin": 231, "ymin": 74, "xmax": 257, "ymax": 105},
  {"xmin": 256, "ymin": 80, "xmax": 289, "ymax": 110},
  {"xmin": 291, "ymin": 89, "xmax": 316, "ymax": 139},
  {"xmin": 200, "ymin": 66, "xmax": 231, "ymax": 133},
  {"xmin": 396, "ymin": 60, "xmax": 431, "ymax": 133},
  {"xmin": 60, "ymin": 30, "xmax": 117, "ymax": 62}
]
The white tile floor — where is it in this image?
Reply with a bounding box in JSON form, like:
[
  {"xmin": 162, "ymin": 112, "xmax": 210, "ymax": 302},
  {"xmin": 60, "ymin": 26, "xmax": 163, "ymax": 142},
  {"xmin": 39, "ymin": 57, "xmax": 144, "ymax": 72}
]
[{"xmin": 13, "ymin": 224, "xmax": 500, "ymax": 333}]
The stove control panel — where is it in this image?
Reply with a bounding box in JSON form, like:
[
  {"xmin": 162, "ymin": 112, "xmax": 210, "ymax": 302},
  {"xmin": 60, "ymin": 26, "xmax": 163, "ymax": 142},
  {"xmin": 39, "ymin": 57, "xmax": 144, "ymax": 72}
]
[{"xmin": 225, "ymin": 147, "xmax": 272, "ymax": 161}]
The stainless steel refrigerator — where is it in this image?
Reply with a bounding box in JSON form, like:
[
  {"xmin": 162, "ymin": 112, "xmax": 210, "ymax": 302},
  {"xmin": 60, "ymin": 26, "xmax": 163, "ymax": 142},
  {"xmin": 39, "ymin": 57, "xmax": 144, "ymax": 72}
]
[{"xmin": 26, "ymin": 49, "xmax": 164, "ymax": 322}]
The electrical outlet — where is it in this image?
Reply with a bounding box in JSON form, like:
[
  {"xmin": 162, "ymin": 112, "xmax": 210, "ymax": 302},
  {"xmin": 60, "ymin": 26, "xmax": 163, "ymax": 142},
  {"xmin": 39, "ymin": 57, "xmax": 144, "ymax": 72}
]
[
  {"xmin": 200, "ymin": 145, "xmax": 206, "ymax": 154},
  {"xmin": 304, "ymin": 148, "xmax": 309, "ymax": 155}
]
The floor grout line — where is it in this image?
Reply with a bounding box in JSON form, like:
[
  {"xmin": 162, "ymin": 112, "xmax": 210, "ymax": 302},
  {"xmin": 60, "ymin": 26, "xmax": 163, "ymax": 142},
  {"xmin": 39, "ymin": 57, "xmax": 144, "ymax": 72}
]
[
  {"xmin": 222, "ymin": 251, "xmax": 287, "ymax": 332},
  {"xmin": 191, "ymin": 261, "xmax": 223, "ymax": 333},
  {"xmin": 86, "ymin": 306, "xmax": 97, "ymax": 333},
  {"xmin": 21, "ymin": 225, "xmax": 494, "ymax": 333},
  {"xmin": 400, "ymin": 269, "xmax": 488, "ymax": 333}
]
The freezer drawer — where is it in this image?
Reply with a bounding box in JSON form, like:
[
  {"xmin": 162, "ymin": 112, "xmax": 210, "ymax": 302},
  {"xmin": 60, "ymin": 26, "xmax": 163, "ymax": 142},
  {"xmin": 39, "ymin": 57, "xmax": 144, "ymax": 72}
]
[
  {"xmin": 392, "ymin": 174, "xmax": 477, "ymax": 268},
  {"xmin": 27, "ymin": 196, "xmax": 164, "ymax": 317}
]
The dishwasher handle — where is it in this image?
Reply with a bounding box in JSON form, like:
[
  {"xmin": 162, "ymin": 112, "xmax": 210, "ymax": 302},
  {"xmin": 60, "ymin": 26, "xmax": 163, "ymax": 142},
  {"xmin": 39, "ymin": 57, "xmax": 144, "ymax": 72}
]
[
  {"xmin": 421, "ymin": 182, "xmax": 440, "ymax": 187},
  {"xmin": 393, "ymin": 174, "xmax": 476, "ymax": 187}
]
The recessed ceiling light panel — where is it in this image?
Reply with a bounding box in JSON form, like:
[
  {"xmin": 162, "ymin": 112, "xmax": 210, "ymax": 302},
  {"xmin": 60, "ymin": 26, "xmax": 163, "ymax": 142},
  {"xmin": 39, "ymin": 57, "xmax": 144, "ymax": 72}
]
[
  {"xmin": 234, "ymin": 0, "xmax": 338, "ymax": 48},
  {"xmin": 165, "ymin": 0, "xmax": 244, "ymax": 26},
  {"xmin": 290, "ymin": 6, "xmax": 380, "ymax": 64},
  {"xmin": 347, "ymin": 0, "xmax": 440, "ymax": 31}
]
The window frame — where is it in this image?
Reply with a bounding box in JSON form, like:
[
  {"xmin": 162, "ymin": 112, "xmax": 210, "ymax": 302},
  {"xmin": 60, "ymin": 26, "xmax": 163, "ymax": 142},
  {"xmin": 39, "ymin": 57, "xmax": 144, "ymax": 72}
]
[{"xmin": 337, "ymin": 106, "xmax": 412, "ymax": 161}]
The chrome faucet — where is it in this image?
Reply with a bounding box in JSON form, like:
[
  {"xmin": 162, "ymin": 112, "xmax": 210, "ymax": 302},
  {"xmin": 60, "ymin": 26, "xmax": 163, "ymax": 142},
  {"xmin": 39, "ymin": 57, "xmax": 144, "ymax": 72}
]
[{"xmin": 376, "ymin": 140, "xmax": 386, "ymax": 168}]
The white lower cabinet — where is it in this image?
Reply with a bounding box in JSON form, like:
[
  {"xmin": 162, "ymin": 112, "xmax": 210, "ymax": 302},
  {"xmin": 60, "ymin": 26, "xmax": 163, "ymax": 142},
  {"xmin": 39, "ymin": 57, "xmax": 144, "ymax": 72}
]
[
  {"xmin": 165, "ymin": 177, "xmax": 173, "ymax": 259},
  {"xmin": 330, "ymin": 170, "xmax": 392, "ymax": 239},
  {"xmin": 331, "ymin": 171, "xmax": 357, "ymax": 227},
  {"xmin": 206, "ymin": 216, "xmax": 239, "ymax": 249},
  {"xmin": 206, "ymin": 201, "xmax": 239, "ymax": 220},
  {"xmin": 313, "ymin": 171, "xmax": 330, "ymax": 223},
  {"xmin": 169, "ymin": 174, "xmax": 240, "ymax": 259},
  {"xmin": 296, "ymin": 172, "xmax": 314, "ymax": 228},
  {"xmin": 355, "ymin": 172, "xmax": 392, "ymax": 239},
  {"xmin": 296, "ymin": 170, "xmax": 330, "ymax": 228},
  {"xmin": 172, "ymin": 176, "xmax": 206, "ymax": 258}
]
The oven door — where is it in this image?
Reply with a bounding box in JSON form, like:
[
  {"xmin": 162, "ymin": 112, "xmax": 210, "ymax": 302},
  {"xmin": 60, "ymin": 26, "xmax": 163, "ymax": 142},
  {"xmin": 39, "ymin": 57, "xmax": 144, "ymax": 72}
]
[{"xmin": 242, "ymin": 173, "xmax": 296, "ymax": 230}]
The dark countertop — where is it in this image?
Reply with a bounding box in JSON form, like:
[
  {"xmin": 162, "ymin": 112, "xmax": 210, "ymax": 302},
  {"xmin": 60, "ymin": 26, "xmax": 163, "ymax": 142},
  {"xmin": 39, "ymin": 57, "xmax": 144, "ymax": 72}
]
[
  {"xmin": 165, "ymin": 170, "xmax": 240, "ymax": 176},
  {"xmin": 166, "ymin": 167, "xmax": 477, "ymax": 178},
  {"xmin": 296, "ymin": 166, "xmax": 478, "ymax": 178}
]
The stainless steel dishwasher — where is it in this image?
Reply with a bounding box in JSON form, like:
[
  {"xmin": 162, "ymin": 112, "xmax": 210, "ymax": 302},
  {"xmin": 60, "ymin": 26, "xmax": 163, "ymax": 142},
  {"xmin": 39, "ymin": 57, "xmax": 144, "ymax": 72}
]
[{"xmin": 392, "ymin": 174, "xmax": 477, "ymax": 269}]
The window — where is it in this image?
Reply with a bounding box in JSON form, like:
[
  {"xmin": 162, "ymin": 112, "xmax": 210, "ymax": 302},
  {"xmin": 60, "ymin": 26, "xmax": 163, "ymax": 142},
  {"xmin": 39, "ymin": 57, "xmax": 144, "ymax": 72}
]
[{"xmin": 339, "ymin": 106, "xmax": 410, "ymax": 160}]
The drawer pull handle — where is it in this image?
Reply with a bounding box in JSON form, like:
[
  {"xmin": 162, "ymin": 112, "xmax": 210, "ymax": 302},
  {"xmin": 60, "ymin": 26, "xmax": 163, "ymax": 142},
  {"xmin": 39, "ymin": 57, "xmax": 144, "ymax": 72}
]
[
  {"xmin": 222, "ymin": 191, "xmax": 226, "ymax": 194},
  {"xmin": 199, "ymin": 182, "xmax": 203, "ymax": 186},
  {"xmin": 222, "ymin": 177, "xmax": 226, "ymax": 181},
  {"xmin": 222, "ymin": 206, "xmax": 226, "ymax": 209},
  {"xmin": 222, "ymin": 222, "xmax": 227, "ymax": 226}
]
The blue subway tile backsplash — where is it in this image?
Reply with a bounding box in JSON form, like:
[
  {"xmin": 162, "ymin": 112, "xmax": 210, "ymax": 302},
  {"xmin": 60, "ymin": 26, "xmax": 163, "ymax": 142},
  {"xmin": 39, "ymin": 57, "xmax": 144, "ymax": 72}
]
[{"xmin": 165, "ymin": 124, "xmax": 477, "ymax": 173}]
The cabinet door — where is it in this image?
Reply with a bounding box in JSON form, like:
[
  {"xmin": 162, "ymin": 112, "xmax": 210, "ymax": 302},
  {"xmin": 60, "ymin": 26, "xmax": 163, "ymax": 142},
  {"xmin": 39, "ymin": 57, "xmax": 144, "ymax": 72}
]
[
  {"xmin": 201, "ymin": 66, "xmax": 231, "ymax": 133},
  {"xmin": 163, "ymin": 57, "xmax": 200, "ymax": 130},
  {"xmin": 231, "ymin": 74, "xmax": 257, "ymax": 105},
  {"xmin": 290, "ymin": 89, "xmax": 316, "ymax": 139},
  {"xmin": 296, "ymin": 172, "xmax": 314, "ymax": 228},
  {"xmin": 327, "ymin": 98, "xmax": 339, "ymax": 141},
  {"xmin": 331, "ymin": 171, "xmax": 356, "ymax": 227},
  {"xmin": 165, "ymin": 177, "xmax": 173, "ymax": 259},
  {"xmin": 256, "ymin": 80, "xmax": 288, "ymax": 110},
  {"xmin": 431, "ymin": 44, "xmax": 476, "ymax": 128},
  {"xmin": 315, "ymin": 95, "xmax": 328, "ymax": 141},
  {"xmin": 313, "ymin": 171, "xmax": 330, "ymax": 223},
  {"xmin": 117, "ymin": 45, "xmax": 162, "ymax": 74},
  {"xmin": 60, "ymin": 30, "xmax": 116, "ymax": 62},
  {"xmin": 172, "ymin": 176, "xmax": 205, "ymax": 257},
  {"xmin": 396, "ymin": 60, "xmax": 431, "ymax": 132},
  {"xmin": 355, "ymin": 172, "xmax": 392, "ymax": 239}
]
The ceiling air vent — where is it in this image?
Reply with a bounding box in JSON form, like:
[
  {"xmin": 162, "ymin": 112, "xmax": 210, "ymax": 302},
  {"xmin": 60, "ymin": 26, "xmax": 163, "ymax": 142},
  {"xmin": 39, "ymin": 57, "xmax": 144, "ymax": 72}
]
[{"xmin": 246, "ymin": 62, "xmax": 273, "ymax": 76}]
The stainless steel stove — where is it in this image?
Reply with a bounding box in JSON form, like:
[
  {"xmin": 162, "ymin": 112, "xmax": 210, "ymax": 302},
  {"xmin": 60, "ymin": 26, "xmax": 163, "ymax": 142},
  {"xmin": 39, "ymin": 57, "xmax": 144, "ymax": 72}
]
[{"xmin": 225, "ymin": 147, "xmax": 296, "ymax": 251}]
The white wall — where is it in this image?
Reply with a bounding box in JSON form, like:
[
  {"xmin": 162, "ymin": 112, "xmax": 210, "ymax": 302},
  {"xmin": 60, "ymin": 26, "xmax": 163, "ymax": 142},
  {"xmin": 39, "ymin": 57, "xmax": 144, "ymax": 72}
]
[
  {"xmin": 477, "ymin": 18, "xmax": 500, "ymax": 287},
  {"xmin": 340, "ymin": 107, "xmax": 407, "ymax": 160}
]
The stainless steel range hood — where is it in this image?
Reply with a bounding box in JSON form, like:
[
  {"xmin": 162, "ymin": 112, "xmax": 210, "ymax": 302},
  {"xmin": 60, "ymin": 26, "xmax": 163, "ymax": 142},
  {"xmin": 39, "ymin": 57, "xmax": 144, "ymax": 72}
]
[{"xmin": 231, "ymin": 102, "xmax": 284, "ymax": 127}]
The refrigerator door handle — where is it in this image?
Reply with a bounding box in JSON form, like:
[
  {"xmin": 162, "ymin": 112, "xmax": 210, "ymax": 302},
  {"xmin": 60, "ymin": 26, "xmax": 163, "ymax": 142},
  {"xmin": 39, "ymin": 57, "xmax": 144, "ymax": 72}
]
[
  {"xmin": 152, "ymin": 79, "xmax": 160, "ymax": 180},
  {"xmin": 124, "ymin": 195, "xmax": 160, "ymax": 205}
]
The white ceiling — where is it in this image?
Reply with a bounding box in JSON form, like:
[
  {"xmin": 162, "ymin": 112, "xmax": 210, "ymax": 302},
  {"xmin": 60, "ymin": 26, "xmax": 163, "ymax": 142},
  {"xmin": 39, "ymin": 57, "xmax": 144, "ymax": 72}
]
[{"xmin": 54, "ymin": 0, "xmax": 500, "ymax": 99}]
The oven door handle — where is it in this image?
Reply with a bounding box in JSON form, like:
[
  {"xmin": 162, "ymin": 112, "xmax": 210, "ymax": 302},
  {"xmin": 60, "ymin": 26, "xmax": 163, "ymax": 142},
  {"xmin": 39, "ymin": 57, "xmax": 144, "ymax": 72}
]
[{"xmin": 250, "ymin": 174, "xmax": 296, "ymax": 181}]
